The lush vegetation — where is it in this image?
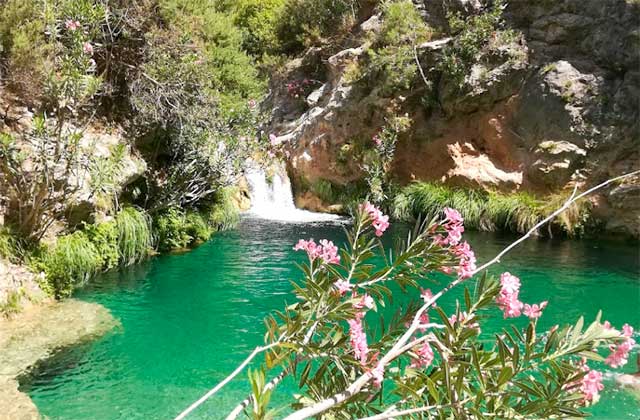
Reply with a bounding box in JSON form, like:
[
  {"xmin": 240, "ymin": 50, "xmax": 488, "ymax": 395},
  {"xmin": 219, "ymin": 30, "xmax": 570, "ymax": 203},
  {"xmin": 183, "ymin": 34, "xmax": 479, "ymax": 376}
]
[{"xmin": 393, "ymin": 182, "xmax": 591, "ymax": 236}]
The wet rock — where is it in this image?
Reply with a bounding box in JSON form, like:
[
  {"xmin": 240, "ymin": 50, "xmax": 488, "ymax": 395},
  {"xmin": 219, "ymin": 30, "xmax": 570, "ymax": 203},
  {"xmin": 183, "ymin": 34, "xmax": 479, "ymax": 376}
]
[{"xmin": 0, "ymin": 299, "xmax": 117, "ymax": 419}]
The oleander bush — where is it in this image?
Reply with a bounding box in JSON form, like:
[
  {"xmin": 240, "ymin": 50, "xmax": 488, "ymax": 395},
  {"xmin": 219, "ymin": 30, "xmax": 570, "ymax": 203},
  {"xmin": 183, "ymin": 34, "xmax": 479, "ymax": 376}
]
[{"xmin": 200, "ymin": 203, "xmax": 634, "ymax": 418}]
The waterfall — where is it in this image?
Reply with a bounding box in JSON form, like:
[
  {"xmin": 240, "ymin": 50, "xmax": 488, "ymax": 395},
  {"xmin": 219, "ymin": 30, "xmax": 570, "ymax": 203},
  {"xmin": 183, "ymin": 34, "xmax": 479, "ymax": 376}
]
[{"xmin": 244, "ymin": 164, "xmax": 342, "ymax": 223}]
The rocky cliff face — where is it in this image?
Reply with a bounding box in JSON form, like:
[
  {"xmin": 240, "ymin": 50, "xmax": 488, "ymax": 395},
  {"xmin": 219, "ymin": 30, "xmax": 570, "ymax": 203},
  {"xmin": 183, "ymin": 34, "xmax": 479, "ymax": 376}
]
[{"xmin": 266, "ymin": 0, "xmax": 639, "ymax": 237}]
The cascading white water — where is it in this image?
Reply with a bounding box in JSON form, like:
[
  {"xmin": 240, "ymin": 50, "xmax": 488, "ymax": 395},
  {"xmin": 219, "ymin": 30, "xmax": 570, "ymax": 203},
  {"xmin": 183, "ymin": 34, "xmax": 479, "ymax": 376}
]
[{"xmin": 244, "ymin": 164, "xmax": 342, "ymax": 222}]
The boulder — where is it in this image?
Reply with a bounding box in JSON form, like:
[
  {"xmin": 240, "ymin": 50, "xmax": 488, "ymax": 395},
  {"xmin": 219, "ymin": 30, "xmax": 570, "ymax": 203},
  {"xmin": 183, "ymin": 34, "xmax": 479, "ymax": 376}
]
[{"xmin": 528, "ymin": 140, "xmax": 587, "ymax": 188}]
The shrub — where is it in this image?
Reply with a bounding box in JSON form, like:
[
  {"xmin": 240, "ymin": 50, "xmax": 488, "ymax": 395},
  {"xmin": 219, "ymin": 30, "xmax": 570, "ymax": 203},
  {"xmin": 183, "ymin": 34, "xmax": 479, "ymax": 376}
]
[
  {"xmin": 83, "ymin": 220, "xmax": 120, "ymax": 270},
  {"xmin": 366, "ymin": 1, "xmax": 432, "ymax": 95},
  {"xmin": 185, "ymin": 212, "xmax": 214, "ymax": 244},
  {"xmin": 232, "ymin": 0, "xmax": 286, "ymax": 56},
  {"xmin": 41, "ymin": 231, "xmax": 102, "ymax": 298},
  {"xmin": 154, "ymin": 208, "xmax": 193, "ymax": 252},
  {"xmin": 275, "ymin": 0, "xmax": 358, "ymax": 54}
]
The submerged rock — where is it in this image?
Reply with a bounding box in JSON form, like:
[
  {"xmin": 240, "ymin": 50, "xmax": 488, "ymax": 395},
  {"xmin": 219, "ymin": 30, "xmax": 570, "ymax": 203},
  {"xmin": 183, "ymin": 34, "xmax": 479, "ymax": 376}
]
[{"xmin": 0, "ymin": 299, "xmax": 118, "ymax": 419}]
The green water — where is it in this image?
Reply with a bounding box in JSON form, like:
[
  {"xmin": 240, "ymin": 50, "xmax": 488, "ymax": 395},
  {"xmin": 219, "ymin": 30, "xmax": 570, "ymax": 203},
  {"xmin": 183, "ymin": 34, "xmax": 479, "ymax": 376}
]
[{"xmin": 23, "ymin": 218, "xmax": 640, "ymax": 419}]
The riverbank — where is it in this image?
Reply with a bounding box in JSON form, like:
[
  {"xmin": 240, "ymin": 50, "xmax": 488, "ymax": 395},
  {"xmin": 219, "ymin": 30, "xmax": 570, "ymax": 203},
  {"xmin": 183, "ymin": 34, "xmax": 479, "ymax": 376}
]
[{"xmin": 0, "ymin": 299, "xmax": 118, "ymax": 419}]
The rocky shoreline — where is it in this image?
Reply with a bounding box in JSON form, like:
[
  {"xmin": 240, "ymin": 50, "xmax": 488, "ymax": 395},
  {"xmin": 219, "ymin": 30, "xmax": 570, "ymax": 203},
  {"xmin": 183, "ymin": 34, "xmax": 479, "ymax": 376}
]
[{"xmin": 0, "ymin": 299, "xmax": 118, "ymax": 419}]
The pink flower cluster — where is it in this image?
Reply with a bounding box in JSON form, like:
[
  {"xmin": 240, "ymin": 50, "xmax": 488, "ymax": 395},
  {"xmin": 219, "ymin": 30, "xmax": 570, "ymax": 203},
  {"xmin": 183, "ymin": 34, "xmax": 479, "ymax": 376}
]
[
  {"xmin": 83, "ymin": 42, "xmax": 93, "ymax": 55},
  {"xmin": 334, "ymin": 279, "xmax": 354, "ymax": 295},
  {"xmin": 411, "ymin": 341, "xmax": 434, "ymax": 369},
  {"xmin": 580, "ymin": 366, "xmax": 604, "ymax": 403},
  {"xmin": 348, "ymin": 317, "xmax": 369, "ymax": 365},
  {"xmin": 269, "ymin": 133, "xmax": 282, "ymax": 147},
  {"xmin": 65, "ymin": 19, "xmax": 81, "ymax": 31},
  {"xmin": 286, "ymin": 78, "xmax": 312, "ymax": 98},
  {"xmin": 348, "ymin": 293, "xmax": 375, "ymax": 366},
  {"xmin": 372, "ymin": 133, "xmax": 382, "ymax": 147},
  {"xmin": 361, "ymin": 202, "xmax": 389, "ymax": 237},
  {"xmin": 442, "ymin": 207, "xmax": 464, "ymax": 246},
  {"xmin": 452, "ymin": 241, "xmax": 476, "ymax": 280},
  {"xmin": 495, "ymin": 272, "xmax": 548, "ymax": 320},
  {"xmin": 604, "ymin": 323, "xmax": 635, "ymax": 368},
  {"xmin": 293, "ymin": 239, "xmax": 340, "ymax": 265}
]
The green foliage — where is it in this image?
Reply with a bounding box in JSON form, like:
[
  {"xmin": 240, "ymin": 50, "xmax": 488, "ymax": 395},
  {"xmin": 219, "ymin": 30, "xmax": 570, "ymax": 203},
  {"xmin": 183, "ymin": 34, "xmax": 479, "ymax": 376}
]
[
  {"xmin": 438, "ymin": 0, "xmax": 520, "ymax": 89},
  {"xmin": 0, "ymin": 226, "xmax": 21, "ymax": 261},
  {"xmin": 114, "ymin": 207, "xmax": 152, "ymax": 266},
  {"xmin": 83, "ymin": 220, "xmax": 120, "ymax": 270},
  {"xmin": 0, "ymin": 289, "xmax": 23, "ymax": 317},
  {"xmin": 366, "ymin": 0, "xmax": 432, "ymax": 94},
  {"xmin": 232, "ymin": 0, "xmax": 286, "ymax": 56},
  {"xmin": 275, "ymin": 0, "xmax": 358, "ymax": 54},
  {"xmin": 392, "ymin": 182, "xmax": 591, "ymax": 236},
  {"xmin": 185, "ymin": 212, "xmax": 214, "ymax": 244},
  {"xmin": 41, "ymin": 231, "xmax": 102, "ymax": 298},
  {"xmin": 207, "ymin": 187, "xmax": 241, "ymax": 231},
  {"xmin": 154, "ymin": 208, "xmax": 195, "ymax": 252}
]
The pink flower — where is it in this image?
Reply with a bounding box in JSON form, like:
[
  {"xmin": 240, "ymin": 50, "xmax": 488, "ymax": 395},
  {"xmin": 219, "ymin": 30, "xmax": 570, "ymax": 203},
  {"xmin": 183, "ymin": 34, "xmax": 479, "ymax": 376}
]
[
  {"xmin": 373, "ymin": 134, "xmax": 382, "ymax": 147},
  {"xmin": 523, "ymin": 301, "xmax": 548, "ymax": 319},
  {"xmin": 65, "ymin": 19, "xmax": 81, "ymax": 31},
  {"xmin": 495, "ymin": 272, "xmax": 524, "ymax": 318},
  {"xmin": 348, "ymin": 317, "xmax": 369, "ymax": 365},
  {"xmin": 360, "ymin": 202, "xmax": 390, "ymax": 237},
  {"xmin": 294, "ymin": 238, "xmax": 340, "ymax": 265},
  {"xmin": 580, "ymin": 367, "xmax": 604, "ymax": 403},
  {"xmin": 334, "ymin": 279, "xmax": 353, "ymax": 295},
  {"xmin": 371, "ymin": 363, "xmax": 385, "ymax": 387},
  {"xmin": 319, "ymin": 239, "xmax": 340, "ymax": 264},
  {"xmin": 416, "ymin": 312, "xmax": 431, "ymax": 332},
  {"xmin": 269, "ymin": 134, "xmax": 280, "ymax": 146},
  {"xmin": 603, "ymin": 320, "xmax": 612, "ymax": 330},
  {"xmin": 449, "ymin": 311, "xmax": 480, "ymax": 331},
  {"xmin": 453, "ymin": 241, "xmax": 476, "ymax": 280},
  {"xmin": 605, "ymin": 324, "xmax": 636, "ymax": 368},
  {"xmin": 420, "ymin": 288, "xmax": 435, "ymax": 305},
  {"xmin": 499, "ymin": 272, "xmax": 521, "ymax": 294},
  {"xmin": 83, "ymin": 42, "xmax": 93, "ymax": 55},
  {"xmin": 248, "ymin": 99, "xmax": 257, "ymax": 109},
  {"xmin": 444, "ymin": 207, "xmax": 463, "ymax": 225},
  {"xmin": 411, "ymin": 341, "xmax": 434, "ymax": 369},
  {"xmin": 354, "ymin": 293, "xmax": 375, "ymax": 310}
]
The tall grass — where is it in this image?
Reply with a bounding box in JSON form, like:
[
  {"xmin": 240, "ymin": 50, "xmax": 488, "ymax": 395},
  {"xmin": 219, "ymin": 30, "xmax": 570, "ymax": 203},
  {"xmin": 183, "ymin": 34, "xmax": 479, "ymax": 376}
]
[
  {"xmin": 0, "ymin": 226, "xmax": 21, "ymax": 261},
  {"xmin": 392, "ymin": 182, "xmax": 590, "ymax": 236},
  {"xmin": 115, "ymin": 207, "xmax": 153, "ymax": 265}
]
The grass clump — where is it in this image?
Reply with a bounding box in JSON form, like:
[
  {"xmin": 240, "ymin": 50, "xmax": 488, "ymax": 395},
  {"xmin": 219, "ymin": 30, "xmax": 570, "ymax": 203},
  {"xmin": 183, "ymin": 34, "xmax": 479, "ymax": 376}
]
[
  {"xmin": 115, "ymin": 207, "xmax": 153, "ymax": 266},
  {"xmin": 392, "ymin": 182, "xmax": 591, "ymax": 236}
]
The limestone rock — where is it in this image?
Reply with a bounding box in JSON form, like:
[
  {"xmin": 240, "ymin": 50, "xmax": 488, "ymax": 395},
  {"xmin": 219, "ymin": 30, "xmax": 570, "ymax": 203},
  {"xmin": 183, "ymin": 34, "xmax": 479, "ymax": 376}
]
[{"xmin": 528, "ymin": 140, "xmax": 587, "ymax": 188}]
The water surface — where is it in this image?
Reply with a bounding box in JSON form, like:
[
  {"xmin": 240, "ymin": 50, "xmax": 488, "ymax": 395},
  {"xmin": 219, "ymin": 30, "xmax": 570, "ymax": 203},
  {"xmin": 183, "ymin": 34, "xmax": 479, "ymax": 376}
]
[{"xmin": 24, "ymin": 219, "xmax": 640, "ymax": 419}]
